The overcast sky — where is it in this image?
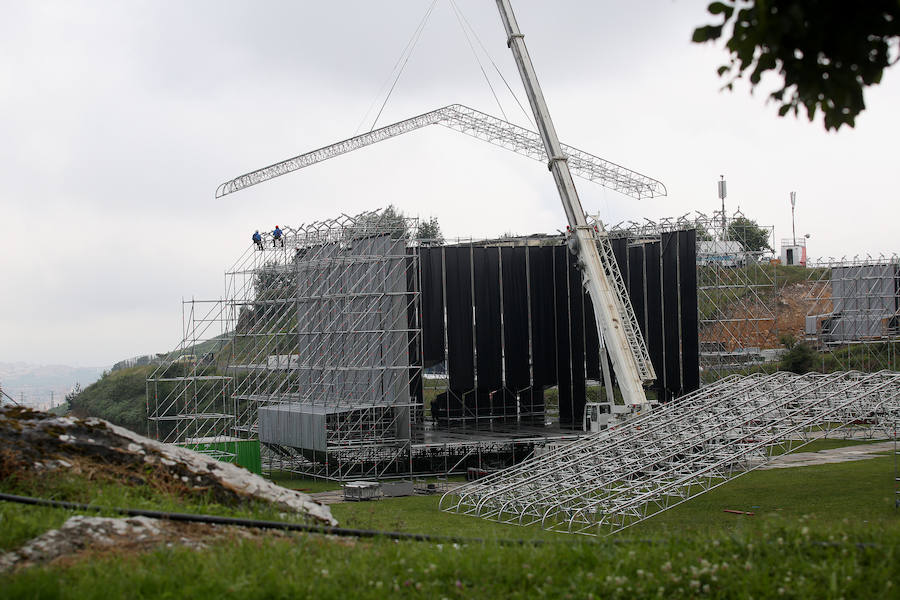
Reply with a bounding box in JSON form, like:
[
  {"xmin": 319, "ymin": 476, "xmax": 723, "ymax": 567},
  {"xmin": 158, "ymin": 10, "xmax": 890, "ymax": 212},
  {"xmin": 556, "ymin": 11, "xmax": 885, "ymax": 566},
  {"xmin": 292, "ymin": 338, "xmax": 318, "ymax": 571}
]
[{"xmin": 2, "ymin": 0, "xmax": 898, "ymax": 368}]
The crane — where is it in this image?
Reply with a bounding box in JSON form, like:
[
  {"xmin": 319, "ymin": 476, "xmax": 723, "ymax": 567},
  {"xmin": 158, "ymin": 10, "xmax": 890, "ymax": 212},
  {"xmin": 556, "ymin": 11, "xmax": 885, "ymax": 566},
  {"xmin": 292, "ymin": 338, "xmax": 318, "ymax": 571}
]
[
  {"xmin": 217, "ymin": 4, "xmax": 661, "ymax": 407},
  {"xmin": 494, "ymin": 0, "xmax": 654, "ymax": 405}
]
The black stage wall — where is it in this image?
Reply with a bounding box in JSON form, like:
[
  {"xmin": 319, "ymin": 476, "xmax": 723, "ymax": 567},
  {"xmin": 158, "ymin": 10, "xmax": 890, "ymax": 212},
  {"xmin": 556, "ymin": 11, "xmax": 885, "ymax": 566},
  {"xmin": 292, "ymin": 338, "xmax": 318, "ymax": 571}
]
[{"xmin": 424, "ymin": 230, "xmax": 699, "ymax": 428}]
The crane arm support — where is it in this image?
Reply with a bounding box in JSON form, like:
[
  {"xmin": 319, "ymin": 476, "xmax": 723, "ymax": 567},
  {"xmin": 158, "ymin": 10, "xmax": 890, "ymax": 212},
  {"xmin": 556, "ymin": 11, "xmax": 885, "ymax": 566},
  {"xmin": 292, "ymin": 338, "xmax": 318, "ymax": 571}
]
[{"xmin": 215, "ymin": 104, "xmax": 666, "ymax": 200}]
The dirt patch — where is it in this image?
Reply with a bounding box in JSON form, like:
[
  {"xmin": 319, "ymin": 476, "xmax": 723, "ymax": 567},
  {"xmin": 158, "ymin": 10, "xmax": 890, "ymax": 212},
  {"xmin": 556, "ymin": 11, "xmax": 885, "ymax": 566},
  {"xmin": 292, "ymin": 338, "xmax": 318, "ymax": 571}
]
[{"xmin": 700, "ymin": 280, "xmax": 819, "ymax": 350}]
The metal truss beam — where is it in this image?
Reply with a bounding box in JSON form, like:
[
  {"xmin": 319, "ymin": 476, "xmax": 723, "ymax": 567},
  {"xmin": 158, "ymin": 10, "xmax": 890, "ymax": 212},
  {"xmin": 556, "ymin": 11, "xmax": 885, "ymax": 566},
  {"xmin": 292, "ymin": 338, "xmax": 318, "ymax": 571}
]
[
  {"xmin": 215, "ymin": 104, "xmax": 666, "ymax": 201},
  {"xmin": 440, "ymin": 370, "xmax": 900, "ymax": 536}
]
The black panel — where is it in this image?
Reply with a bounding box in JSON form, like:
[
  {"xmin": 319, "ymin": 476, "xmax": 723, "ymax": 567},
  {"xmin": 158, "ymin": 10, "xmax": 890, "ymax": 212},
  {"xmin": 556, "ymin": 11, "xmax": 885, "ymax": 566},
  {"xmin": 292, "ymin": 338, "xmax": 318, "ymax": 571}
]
[
  {"xmin": 628, "ymin": 245, "xmax": 647, "ymax": 337},
  {"xmin": 501, "ymin": 247, "xmax": 530, "ymax": 392},
  {"xmin": 567, "ymin": 251, "xmax": 586, "ymax": 428},
  {"xmin": 528, "ymin": 246, "xmax": 557, "ymax": 389},
  {"xmin": 611, "ymin": 238, "xmax": 629, "ymax": 286},
  {"xmin": 406, "ymin": 251, "xmax": 423, "ymax": 407},
  {"xmin": 679, "ymin": 229, "xmax": 700, "ymax": 393},
  {"xmin": 661, "ymin": 232, "xmax": 682, "ymax": 400},
  {"xmin": 473, "ymin": 247, "xmax": 503, "ymax": 392},
  {"xmin": 444, "ymin": 247, "xmax": 474, "ymax": 392},
  {"xmin": 643, "ymin": 242, "xmax": 664, "ymax": 398},
  {"xmin": 554, "ymin": 246, "xmax": 574, "ymax": 426},
  {"xmin": 420, "ymin": 247, "xmax": 445, "ymax": 366},
  {"xmin": 583, "ymin": 287, "xmax": 601, "ymax": 380}
]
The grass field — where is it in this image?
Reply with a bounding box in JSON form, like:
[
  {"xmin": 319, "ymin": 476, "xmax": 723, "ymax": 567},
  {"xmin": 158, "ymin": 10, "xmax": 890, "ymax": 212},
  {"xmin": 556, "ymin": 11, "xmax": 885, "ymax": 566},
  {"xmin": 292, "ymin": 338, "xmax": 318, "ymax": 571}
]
[{"xmin": 2, "ymin": 441, "xmax": 899, "ymax": 598}]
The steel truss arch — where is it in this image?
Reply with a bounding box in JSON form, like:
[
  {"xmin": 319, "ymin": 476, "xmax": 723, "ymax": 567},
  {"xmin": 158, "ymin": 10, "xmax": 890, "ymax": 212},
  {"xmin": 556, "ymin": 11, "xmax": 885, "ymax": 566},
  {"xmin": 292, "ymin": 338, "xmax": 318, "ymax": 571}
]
[{"xmin": 215, "ymin": 104, "xmax": 667, "ymax": 200}]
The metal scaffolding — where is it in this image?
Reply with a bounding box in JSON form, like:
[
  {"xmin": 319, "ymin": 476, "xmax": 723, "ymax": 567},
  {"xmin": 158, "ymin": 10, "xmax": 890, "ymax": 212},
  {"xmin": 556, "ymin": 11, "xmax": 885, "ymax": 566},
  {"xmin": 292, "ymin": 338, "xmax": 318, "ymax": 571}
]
[
  {"xmin": 148, "ymin": 209, "xmax": 424, "ymax": 479},
  {"xmin": 604, "ymin": 210, "xmax": 778, "ymax": 381},
  {"xmin": 440, "ymin": 370, "xmax": 900, "ymax": 536},
  {"xmin": 804, "ymin": 254, "xmax": 900, "ymax": 371}
]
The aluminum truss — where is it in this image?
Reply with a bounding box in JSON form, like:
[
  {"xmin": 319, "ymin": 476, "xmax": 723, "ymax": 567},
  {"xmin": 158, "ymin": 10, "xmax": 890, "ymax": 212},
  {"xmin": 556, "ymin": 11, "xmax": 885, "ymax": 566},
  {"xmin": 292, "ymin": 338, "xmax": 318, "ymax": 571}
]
[
  {"xmin": 440, "ymin": 370, "xmax": 900, "ymax": 536},
  {"xmin": 215, "ymin": 104, "xmax": 666, "ymax": 201},
  {"xmin": 148, "ymin": 209, "xmax": 424, "ymax": 479},
  {"xmin": 604, "ymin": 210, "xmax": 778, "ymax": 381},
  {"xmin": 804, "ymin": 255, "xmax": 900, "ymax": 372}
]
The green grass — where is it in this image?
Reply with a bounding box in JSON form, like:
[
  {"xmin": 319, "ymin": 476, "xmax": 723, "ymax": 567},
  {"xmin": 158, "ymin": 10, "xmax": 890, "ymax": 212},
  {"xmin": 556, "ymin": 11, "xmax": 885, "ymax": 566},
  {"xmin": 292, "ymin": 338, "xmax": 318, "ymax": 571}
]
[
  {"xmin": 267, "ymin": 473, "xmax": 342, "ymax": 493},
  {"xmin": 0, "ymin": 471, "xmax": 309, "ymax": 552},
  {"xmin": 2, "ymin": 510, "xmax": 898, "ymax": 599},
  {"xmin": 3, "ymin": 442, "xmax": 900, "ymax": 598}
]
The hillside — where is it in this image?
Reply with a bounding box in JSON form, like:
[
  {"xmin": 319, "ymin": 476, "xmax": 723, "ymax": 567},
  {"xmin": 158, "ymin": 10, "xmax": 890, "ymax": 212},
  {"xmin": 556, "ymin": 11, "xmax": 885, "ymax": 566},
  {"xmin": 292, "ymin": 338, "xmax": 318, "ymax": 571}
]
[{"xmin": 67, "ymin": 365, "xmax": 153, "ymax": 434}]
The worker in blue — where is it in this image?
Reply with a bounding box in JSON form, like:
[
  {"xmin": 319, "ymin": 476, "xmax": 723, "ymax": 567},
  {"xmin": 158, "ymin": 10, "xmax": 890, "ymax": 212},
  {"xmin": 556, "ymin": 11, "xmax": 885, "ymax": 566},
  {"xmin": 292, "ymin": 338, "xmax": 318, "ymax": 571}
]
[
  {"xmin": 272, "ymin": 225, "xmax": 284, "ymax": 248},
  {"xmin": 252, "ymin": 230, "xmax": 264, "ymax": 251}
]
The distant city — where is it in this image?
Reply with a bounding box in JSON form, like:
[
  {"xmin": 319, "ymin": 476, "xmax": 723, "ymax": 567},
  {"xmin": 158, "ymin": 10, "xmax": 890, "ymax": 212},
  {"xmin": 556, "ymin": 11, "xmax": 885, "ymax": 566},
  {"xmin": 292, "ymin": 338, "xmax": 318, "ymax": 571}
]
[{"xmin": 0, "ymin": 362, "xmax": 106, "ymax": 410}]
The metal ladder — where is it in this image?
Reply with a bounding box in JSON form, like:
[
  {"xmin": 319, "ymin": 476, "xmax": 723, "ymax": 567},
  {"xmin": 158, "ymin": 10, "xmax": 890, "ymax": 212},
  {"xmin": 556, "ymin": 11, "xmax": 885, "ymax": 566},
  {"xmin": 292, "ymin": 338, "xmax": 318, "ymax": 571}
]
[{"xmin": 593, "ymin": 228, "xmax": 656, "ymax": 382}]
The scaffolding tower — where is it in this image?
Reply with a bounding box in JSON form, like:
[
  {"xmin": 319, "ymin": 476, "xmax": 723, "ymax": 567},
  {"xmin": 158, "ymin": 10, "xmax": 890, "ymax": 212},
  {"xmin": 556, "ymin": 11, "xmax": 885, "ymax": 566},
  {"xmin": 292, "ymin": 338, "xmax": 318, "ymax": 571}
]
[
  {"xmin": 604, "ymin": 210, "xmax": 777, "ymax": 381},
  {"xmin": 148, "ymin": 209, "xmax": 424, "ymax": 479},
  {"xmin": 804, "ymin": 255, "xmax": 900, "ymax": 372},
  {"xmin": 440, "ymin": 370, "xmax": 900, "ymax": 536}
]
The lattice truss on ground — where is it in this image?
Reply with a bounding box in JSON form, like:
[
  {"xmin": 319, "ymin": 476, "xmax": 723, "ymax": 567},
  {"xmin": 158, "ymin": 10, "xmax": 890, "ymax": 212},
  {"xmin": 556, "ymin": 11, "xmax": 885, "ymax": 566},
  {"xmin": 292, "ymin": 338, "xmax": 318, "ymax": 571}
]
[
  {"xmin": 603, "ymin": 210, "xmax": 777, "ymax": 380},
  {"xmin": 148, "ymin": 210, "xmax": 425, "ymax": 479},
  {"xmin": 440, "ymin": 370, "xmax": 900, "ymax": 536},
  {"xmin": 804, "ymin": 255, "xmax": 900, "ymax": 371}
]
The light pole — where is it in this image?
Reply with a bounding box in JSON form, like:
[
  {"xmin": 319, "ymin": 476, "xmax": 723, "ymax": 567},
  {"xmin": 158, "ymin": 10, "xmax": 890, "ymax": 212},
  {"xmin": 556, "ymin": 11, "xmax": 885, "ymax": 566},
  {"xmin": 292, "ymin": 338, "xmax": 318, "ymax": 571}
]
[
  {"xmin": 790, "ymin": 191, "xmax": 797, "ymax": 247},
  {"xmin": 718, "ymin": 175, "xmax": 727, "ymax": 240}
]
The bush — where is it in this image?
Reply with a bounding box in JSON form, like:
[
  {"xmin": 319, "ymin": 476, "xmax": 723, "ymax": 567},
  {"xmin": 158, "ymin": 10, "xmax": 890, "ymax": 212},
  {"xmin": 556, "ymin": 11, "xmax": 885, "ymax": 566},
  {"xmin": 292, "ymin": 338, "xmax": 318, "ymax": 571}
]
[{"xmin": 779, "ymin": 335, "xmax": 817, "ymax": 374}]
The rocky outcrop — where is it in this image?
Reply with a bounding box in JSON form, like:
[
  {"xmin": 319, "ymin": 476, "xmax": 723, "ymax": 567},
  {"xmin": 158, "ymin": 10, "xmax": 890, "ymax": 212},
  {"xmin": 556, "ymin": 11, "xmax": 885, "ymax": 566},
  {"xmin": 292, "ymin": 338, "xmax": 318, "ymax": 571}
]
[{"xmin": 0, "ymin": 406, "xmax": 336, "ymax": 526}]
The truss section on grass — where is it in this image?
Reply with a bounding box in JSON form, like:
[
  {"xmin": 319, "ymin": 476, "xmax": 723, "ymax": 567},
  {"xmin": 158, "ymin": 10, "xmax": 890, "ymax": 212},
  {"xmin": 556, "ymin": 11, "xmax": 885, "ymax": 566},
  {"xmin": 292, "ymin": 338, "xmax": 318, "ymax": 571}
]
[
  {"xmin": 804, "ymin": 255, "xmax": 900, "ymax": 371},
  {"xmin": 605, "ymin": 210, "xmax": 777, "ymax": 380},
  {"xmin": 148, "ymin": 209, "xmax": 424, "ymax": 478},
  {"xmin": 440, "ymin": 370, "xmax": 900, "ymax": 536}
]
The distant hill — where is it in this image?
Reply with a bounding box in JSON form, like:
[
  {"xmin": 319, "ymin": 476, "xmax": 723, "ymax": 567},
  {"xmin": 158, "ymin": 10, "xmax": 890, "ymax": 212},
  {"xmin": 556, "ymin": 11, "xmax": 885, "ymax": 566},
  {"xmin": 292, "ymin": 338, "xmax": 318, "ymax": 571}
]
[{"xmin": 0, "ymin": 362, "xmax": 105, "ymax": 409}]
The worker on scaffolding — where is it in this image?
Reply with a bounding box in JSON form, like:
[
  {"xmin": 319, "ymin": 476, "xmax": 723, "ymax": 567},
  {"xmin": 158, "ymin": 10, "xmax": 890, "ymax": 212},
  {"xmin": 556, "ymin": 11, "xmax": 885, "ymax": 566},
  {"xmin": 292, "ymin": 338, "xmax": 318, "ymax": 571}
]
[
  {"xmin": 272, "ymin": 225, "xmax": 284, "ymax": 248},
  {"xmin": 252, "ymin": 230, "xmax": 263, "ymax": 251}
]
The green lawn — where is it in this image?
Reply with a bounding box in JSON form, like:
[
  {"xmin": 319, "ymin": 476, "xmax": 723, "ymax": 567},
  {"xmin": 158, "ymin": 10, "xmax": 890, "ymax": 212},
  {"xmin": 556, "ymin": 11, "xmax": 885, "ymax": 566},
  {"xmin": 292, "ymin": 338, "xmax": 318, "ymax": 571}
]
[{"xmin": 3, "ymin": 444, "xmax": 899, "ymax": 598}]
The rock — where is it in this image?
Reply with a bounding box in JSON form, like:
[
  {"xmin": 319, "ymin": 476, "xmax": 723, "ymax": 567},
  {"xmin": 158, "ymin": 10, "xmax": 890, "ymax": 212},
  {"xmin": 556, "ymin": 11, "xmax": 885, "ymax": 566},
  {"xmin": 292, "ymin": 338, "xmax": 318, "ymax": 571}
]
[{"xmin": 0, "ymin": 406, "xmax": 336, "ymax": 526}]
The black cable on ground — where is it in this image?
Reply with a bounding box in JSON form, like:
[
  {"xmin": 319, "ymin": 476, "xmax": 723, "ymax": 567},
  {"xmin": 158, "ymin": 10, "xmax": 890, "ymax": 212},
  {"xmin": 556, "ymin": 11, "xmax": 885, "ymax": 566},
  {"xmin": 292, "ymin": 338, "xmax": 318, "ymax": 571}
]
[
  {"xmin": 0, "ymin": 492, "xmax": 617, "ymax": 547},
  {"xmin": 1, "ymin": 492, "xmax": 882, "ymax": 551}
]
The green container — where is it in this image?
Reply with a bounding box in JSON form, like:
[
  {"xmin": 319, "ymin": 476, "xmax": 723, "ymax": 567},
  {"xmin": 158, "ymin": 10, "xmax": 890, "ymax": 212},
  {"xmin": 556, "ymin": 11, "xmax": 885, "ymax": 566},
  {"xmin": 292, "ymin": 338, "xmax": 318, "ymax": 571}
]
[{"xmin": 183, "ymin": 438, "xmax": 262, "ymax": 475}]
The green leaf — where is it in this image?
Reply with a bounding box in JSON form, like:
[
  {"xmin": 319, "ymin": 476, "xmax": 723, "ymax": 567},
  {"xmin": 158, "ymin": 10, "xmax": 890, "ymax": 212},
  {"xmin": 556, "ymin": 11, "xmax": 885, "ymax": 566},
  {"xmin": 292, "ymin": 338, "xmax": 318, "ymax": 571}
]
[{"xmin": 708, "ymin": 1, "xmax": 729, "ymax": 15}]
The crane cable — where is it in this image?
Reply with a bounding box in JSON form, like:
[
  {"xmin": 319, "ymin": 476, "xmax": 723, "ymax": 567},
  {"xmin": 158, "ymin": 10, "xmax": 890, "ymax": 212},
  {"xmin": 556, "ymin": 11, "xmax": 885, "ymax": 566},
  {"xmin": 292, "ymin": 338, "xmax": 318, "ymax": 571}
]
[
  {"xmin": 354, "ymin": 0, "xmax": 439, "ymax": 135},
  {"xmin": 448, "ymin": 0, "xmax": 508, "ymax": 121},
  {"xmin": 367, "ymin": 0, "xmax": 439, "ymax": 133},
  {"xmin": 448, "ymin": 0, "xmax": 535, "ymax": 129}
]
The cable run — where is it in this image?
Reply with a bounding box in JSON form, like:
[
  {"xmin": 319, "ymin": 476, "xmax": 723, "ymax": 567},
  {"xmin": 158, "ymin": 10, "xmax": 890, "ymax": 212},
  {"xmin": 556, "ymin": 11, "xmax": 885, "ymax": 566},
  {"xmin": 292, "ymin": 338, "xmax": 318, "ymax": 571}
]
[{"xmin": 0, "ymin": 492, "xmax": 612, "ymax": 547}]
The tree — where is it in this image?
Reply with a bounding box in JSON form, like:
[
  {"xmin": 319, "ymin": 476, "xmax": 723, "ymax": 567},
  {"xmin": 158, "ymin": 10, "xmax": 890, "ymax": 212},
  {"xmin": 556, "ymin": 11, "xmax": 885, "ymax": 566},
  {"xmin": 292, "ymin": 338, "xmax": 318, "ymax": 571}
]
[
  {"xmin": 693, "ymin": 1, "xmax": 900, "ymax": 130},
  {"xmin": 779, "ymin": 333, "xmax": 817, "ymax": 374},
  {"xmin": 417, "ymin": 216, "xmax": 443, "ymax": 245},
  {"xmin": 728, "ymin": 216, "xmax": 772, "ymax": 253}
]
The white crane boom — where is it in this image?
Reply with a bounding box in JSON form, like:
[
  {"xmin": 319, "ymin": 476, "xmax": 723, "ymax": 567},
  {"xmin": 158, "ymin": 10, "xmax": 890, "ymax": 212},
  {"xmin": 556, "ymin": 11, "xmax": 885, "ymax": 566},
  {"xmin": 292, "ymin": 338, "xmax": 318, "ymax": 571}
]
[
  {"xmin": 215, "ymin": 104, "xmax": 666, "ymax": 200},
  {"xmin": 495, "ymin": 0, "xmax": 654, "ymax": 405}
]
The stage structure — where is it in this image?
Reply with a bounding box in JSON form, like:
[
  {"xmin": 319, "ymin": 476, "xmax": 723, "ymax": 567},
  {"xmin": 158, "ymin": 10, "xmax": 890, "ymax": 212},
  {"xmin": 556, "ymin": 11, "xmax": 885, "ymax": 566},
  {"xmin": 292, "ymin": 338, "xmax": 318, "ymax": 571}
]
[
  {"xmin": 805, "ymin": 255, "xmax": 900, "ymax": 371},
  {"xmin": 605, "ymin": 210, "xmax": 778, "ymax": 381},
  {"xmin": 440, "ymin": 370, "xmax": 900, "ymax": 536},
  {"xmin": 147, "ymin": 208, "xmax": 703, "ymax": 479}
]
